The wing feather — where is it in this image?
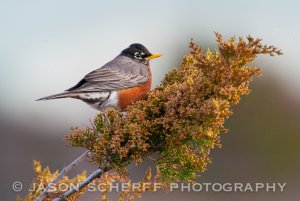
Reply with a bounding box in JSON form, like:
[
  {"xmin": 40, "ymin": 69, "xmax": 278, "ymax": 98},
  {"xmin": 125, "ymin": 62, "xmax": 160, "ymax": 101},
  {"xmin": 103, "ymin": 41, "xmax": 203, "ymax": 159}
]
[{"xmin": 66, "ymin": 56, "xmax": 150, "ymax": 92}]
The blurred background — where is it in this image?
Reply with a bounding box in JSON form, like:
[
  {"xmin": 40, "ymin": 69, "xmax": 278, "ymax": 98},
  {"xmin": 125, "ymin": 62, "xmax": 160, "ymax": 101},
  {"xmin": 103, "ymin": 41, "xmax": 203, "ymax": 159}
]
[{"xmin": 1, "ymin": 0, "xmax": 299, "ymax": 200}]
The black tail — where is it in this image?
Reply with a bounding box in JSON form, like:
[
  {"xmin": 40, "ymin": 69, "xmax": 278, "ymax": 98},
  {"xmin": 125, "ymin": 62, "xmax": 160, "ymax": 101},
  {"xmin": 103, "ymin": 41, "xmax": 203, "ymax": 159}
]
[{"xmin": 36, "ymin": 92, "xmax": 77, "ymax": 101}]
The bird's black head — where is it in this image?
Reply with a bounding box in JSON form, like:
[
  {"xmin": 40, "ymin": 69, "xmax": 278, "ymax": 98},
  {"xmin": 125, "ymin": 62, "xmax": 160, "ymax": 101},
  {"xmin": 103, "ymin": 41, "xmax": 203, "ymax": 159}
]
[{"xmin": 120, "ymin": 43, "xmax": 161, "ymax": 64}]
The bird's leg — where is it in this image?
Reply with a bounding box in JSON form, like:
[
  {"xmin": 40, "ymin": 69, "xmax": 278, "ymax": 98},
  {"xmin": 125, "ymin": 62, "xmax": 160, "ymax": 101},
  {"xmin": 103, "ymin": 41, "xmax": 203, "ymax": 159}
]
[
  {"xmin": 97, "ymin": 113, "xmax": 110, "ymax": 169},
  {"xmin": 100, "ymin": 112, "xmax": 110, "ymax": 127}
]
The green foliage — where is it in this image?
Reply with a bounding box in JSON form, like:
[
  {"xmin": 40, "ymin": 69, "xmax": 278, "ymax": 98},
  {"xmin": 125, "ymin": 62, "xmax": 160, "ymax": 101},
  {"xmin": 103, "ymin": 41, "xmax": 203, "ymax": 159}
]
[{"xmin": 65, "ymin": 33, "xmax": 282, "ymax": 183}]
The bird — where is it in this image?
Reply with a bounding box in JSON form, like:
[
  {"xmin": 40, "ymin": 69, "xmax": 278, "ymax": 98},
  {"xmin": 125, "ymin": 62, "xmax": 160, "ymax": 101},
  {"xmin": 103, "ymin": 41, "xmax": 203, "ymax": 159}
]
[{"xmin": 37, "ymin": 43, "xmax": 161, "ymax": 112}]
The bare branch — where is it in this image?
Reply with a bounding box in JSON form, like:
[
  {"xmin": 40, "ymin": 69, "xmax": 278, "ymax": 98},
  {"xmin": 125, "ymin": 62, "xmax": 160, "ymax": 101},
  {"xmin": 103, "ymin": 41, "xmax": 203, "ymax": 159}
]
[
  {"xmin": 51, "ymin": 141, "xmax": 165, "ymax": 200},
  {"xmin": 35, "ymin": 150, "xmax": 92, "ymax": 201},
  {"xmin": 53, "ymin": 168, "xmax": 108, "ymax": 201}
]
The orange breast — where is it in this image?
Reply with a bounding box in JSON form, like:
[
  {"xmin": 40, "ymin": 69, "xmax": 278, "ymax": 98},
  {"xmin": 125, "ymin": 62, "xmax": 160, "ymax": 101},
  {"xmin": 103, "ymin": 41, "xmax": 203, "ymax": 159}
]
[{"xmin": 117, "ymin": 73, "xmax": 152, "ymax": 111}]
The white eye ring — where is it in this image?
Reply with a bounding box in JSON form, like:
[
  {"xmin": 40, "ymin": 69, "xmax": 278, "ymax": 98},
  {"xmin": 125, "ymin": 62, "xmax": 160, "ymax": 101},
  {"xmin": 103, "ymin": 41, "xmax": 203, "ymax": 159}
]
[{"xmin": 134, "ymin": 52, "xmax": 145, "ymax": 59}]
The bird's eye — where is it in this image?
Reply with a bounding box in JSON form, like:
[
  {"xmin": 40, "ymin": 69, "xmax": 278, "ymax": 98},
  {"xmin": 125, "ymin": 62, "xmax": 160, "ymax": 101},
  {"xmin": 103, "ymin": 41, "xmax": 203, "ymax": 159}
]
[
  {"xmin": 134, "ymin": 52, "xmax": 145, "ymax": 59},
  {"xmin": 134, "ymin": 52, "xmax": 141, "ymax": 59}
]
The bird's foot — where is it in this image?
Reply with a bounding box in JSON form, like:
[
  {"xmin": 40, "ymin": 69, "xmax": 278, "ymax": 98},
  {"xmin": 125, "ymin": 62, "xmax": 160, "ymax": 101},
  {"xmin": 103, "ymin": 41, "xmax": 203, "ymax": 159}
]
[{"xmin": 120, "ymin": 112, "xmax": 128, "ymax": 120}]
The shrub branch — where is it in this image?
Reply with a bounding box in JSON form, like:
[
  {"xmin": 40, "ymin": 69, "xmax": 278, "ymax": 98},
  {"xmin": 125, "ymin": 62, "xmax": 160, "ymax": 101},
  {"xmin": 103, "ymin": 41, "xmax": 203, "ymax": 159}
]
[
  {"xmin": 52, "ymin": 168, "xmax": 104, "ymax": 201},
  {"xmin": 35, "ymin": 151, "xmax": 91, "ymax": 201}
]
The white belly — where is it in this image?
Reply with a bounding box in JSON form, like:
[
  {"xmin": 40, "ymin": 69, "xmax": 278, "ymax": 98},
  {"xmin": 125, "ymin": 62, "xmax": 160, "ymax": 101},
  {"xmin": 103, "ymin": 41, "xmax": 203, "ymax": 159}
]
[{"xmin": 79, "ymin": 91, "xmax": 119, "ymax": 111}]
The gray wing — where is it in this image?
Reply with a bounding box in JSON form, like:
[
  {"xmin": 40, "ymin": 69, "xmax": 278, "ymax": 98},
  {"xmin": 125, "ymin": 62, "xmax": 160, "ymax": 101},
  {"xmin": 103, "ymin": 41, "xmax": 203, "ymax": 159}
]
[{"xmin": 66, "ymin": 56, "xmax": 150, "ymax": 92}]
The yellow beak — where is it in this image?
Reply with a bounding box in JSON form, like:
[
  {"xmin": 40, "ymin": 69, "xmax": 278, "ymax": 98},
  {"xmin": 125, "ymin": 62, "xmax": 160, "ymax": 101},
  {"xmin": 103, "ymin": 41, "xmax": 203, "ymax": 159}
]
[{"xmin": 145, "ymin": 53, "xmax": 162, "ymax": 60}]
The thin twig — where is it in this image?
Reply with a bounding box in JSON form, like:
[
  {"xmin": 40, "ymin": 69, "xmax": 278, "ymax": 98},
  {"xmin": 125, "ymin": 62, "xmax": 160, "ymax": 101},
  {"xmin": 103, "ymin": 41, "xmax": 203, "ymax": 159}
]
[
  {"xmin": 51, "ymin": 141, "xmax": 166, "ymax": 200},
  {"xmin": 53, "ymin": 168, "xmax": 109, "ymax": 201},
  {"xmin": 35, "ymin": 150, "xmax": 92, "ymax": 201}
]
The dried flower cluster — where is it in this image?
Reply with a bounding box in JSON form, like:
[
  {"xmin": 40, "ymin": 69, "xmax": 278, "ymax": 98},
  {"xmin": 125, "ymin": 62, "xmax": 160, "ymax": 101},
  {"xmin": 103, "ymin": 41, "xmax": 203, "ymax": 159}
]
[
  {"xmin": 17, "ymin": 161, "xmax": 87, "ymax": 201},
  {"xmin": 97, "ymin": 167, "xmax": 162, "ymax": 201},
  {"xmin": 66, "ymin": 33, "xmax": 282, "ymax": 182},
  {"xmin": 19, "ymin": 161, "xmax": 161, "ymax": 201}
]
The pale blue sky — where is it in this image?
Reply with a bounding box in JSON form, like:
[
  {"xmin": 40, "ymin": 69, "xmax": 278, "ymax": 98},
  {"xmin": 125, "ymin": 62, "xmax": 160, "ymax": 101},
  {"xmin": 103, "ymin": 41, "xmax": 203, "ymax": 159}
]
[{"xmin": 0, "ymin": 0, "xmax": 299, "ymax": 133}]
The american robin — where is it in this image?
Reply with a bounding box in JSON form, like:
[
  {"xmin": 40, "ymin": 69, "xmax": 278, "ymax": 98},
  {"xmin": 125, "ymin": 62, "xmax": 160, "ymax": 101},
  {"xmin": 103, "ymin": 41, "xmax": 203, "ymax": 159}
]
[{"xmin": 37, "ymin": 43, "xmax": 161, "ymax": 111}]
